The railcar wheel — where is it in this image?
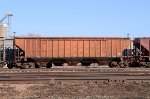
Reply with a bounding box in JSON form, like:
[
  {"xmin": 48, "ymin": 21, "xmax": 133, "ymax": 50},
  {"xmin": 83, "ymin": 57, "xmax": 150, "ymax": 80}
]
[
  {"xmin": 140, "ymin": 62, "xmax": 146, "ymax": 67},
  {"xmin": 26, "ymin": 58, "xmax": 40, "ymax": 68},
  {"xmin": 109, "ymin": 61, "xmax": 118, "ymax": 68},
  {"xmin": 7, "ymin": 61, "xmax": 15, "ymax": 69},
  {"xmin": 123, "ymin": 62, "xmax": 129, "ymax": 68},
  {"xmin": 118, "ymin": 62, "xmax": 128, "ymax": 68},
  {"xmin": 145, "ymin": 62, "xmax": 150, "ymax": 68},
  {"xmin": 118, "ymin": 62, "xmax": 124, "ymax": 68}
]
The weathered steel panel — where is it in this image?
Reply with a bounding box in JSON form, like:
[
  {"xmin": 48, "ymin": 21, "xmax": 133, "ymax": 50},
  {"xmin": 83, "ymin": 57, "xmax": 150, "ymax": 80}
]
[
  {"xmin": 134, "ymin": 38, "xmax": 150, "ymax": 58},
  {"xmin": 15, "ymin": 39, "xmax": 24, "ymax": 51},
  {"xmin": 65, "ymin": 40, "xmax": 71, "ymax": 57},
  {"xmin": 116, "ymin": 40, "xmax": 121, "ymax": 57},
  {"xmin": 15, "ymin": 37, "xmax": 131, "ymax": 58},
  {"xmin": 47, "ymin": 40, "xmax": 52, "ymax": 57},
  {"xmin": 71, "ymin": 40, "xmax": 77, "ymax": 57},
  {"xmin": 106, "ymin": 40, "xmax": 111, "ymax": 57},
  {"xmin": 31, "ymin": 39, "xmax": 36, "ymax": 57},
  {"xmin": 36, "ymin": 39, "xmax": 41, "ymax": 57},
  {"xmin": 140, "ymin": 38, "xmax": 150, "ymax": 51},
  {"xmin": 53, "ymin": 40, "xmax": 59, "ymax": 57},
  {"xmin": 101, "ymin": 40, "xmax": 107, "ymax": 57},
  {"xmin": 89, "ymin": 40, "xmax": 95, "ymax": 57},
  {"xmin": 78, "ymin": 40, "xmax": 84, "ymax": 57},
  {"xmin": 59, "ymin": 40, "xmax": 65, "ymax": 57},
  {"xmin": 84, "ymin": 40, "xmax": 90, "ymax": 57},
  {"xmin": 41, "ymin": 40, "xmax": 47, "ymax": 57},
  {"xmin": 95, "ymin": 40, "xmax": 100, "ymax": 57}
]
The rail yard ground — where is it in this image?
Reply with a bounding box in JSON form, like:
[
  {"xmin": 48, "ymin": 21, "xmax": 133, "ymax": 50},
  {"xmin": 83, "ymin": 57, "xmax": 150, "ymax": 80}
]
[
  {"xmin": 0, "ymin": 81, "xmax": 150, "ymax": 99},
  {"xmin": 0, "ymin": 67, "xmax": 150, "ymax": 99}
]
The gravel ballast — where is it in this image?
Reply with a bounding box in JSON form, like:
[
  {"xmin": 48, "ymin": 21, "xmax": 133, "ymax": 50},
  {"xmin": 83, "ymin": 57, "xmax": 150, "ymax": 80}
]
[{"xmin": 0, "ymin": 81, "xmax": 149, "ymax": 99}]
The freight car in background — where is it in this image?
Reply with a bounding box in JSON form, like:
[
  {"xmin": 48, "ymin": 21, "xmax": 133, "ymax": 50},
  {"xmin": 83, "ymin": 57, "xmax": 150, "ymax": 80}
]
[
  {"xmin": 133, "ymin": 38, "xmax": 150, "ymax": 67},
  {"xmin": 2, "ymin": 36, "xmax": 150, "ymax": 68}
]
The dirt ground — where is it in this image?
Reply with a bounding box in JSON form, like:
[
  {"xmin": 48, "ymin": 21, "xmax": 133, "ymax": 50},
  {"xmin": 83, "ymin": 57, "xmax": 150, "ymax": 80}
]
[{"xmin": 0, "ymin": 81, "xmax": 149, "ymax": 99}]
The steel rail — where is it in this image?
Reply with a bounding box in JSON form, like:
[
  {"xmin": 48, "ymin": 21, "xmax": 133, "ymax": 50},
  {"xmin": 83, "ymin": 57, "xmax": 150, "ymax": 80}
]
[{"xmin": 0, "ymin": 70, "xmax": 149, "ymax": 83}]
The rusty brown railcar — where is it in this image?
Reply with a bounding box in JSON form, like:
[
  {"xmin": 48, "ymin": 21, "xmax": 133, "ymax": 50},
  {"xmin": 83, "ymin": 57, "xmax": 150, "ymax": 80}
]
[
  {"xmin": 14, "ymin": 37, "xmax": 131, "ymax": 67},
  {"xmin": 134, "ymin": 38, "xmax": 150, "ymax": 63}
]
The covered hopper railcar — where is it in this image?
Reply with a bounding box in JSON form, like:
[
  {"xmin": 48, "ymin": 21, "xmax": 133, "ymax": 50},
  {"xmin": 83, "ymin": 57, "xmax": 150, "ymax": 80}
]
[
  {"xmin": 14, "ymin": 37, "xmax": 132, "ymax": 68},
  {"xmin": 133, "ymin": 37, "xmax": 150, "ymax": 67}
]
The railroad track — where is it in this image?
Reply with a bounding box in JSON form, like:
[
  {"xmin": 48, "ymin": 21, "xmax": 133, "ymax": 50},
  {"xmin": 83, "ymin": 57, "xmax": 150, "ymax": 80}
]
[
  {"xmin": 0, "ymin": 67, "xmax": 150, "ymax": 73},
  {"xmin": 0, "ymin": 68, "xmax": 149, "ymax": 84}
]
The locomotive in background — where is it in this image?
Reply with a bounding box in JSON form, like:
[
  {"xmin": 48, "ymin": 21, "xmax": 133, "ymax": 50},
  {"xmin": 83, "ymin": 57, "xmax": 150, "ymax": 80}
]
[{"xmin": 0, "ymin": 33, "xmax": 149, "ymax": 68}]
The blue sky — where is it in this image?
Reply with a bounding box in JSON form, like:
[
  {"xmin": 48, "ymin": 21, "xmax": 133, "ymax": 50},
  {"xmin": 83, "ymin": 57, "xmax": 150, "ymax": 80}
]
[{"xmin": 0, "ymin": 0, "xmax": 150, "ymax": 38}]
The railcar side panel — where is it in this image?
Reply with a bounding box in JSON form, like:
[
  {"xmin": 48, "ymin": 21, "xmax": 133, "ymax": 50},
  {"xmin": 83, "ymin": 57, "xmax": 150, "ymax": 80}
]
[
  {"xmin": 83, "ymin": 40, "xmax": 89, "ymax": 57},
  {"xmin": 59, "ymin": 40, "xmax": 65, "ymax": 57},
  {"xmin": 95, "ymin": 40, "xmax": 101, "ymax": 57},
  {"xmin": 15, "ymin": 37, "xmax": 131, "ymax": 59}
]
